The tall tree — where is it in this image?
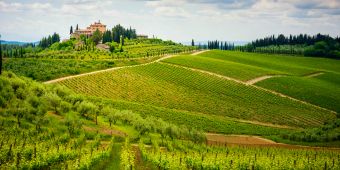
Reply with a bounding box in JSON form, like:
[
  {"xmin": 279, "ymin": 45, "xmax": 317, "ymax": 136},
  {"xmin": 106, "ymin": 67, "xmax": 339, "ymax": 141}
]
[
  {"xmin": 102, "ymin": 30, "xmax": 112, "ymax": 43},
  {"xmin": 191, "ymin": 39, "xmax": 195, "ymax": 46},
  {"xmin": 76, "ymin": 24, "xmax": 79, "ymax": 31},
  {"xmin": 70, "ymin": 26, "xmax": 73, "ymax": 34},
  {"xmin": 0, "ymin": 34, "xmax": 2, "ymax": 75},
  {"xmin": 91, "ymin": 29, "xmax": 103, "ymax": 45}
]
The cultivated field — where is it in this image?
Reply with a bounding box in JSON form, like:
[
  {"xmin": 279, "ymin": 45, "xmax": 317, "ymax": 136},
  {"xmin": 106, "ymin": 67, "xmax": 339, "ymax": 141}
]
[
  {"xmin": 163, "ymin": 50, "xmax": 340, "ymax": 80},
  {"xmin": 57, "ymin": 62, "xmax": 335, "ymax": 128}
]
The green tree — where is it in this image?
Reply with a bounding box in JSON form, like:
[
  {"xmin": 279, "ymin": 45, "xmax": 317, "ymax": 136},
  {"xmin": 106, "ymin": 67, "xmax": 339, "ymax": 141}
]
[
  {"xmin": 0, "ymin": 34, "xmax": 2, "ymax": 75},
  {"xmin": 191, "ymin": 39, "xmax": 195, "ymax": 46},
  {"xmin": 65, "ymin": 112, "xmax": 82, "ymax": 136},
  {"xmin": 70, "ymin": 26, "xmax": 73, "ymax": 34},
  {"xmin": 35, "ymin": 103, "xmax": 49, "ymax": 131},
  {"xmin": 45, "ymin": 93, "xmax": 61, "ymax": 114},
  {"xmin": 112, "ymin": 24, "xmax": 125, "ymax": 43},
  {"xmin": 102, "ymin": 107, "xmax": 121, "ymax": 126},
  {"xmin": 77, "ymin": 101, "xmax": 97, "ymax": 122},
  {"xmin": 9, "ymin": 99, "xmax": 31, "ymax": 128},
  {"xmin": 102, "ymin": 30, "xmax": 112, "ymax": 43},
  {"xmin": 91, "ymin": 29, "xmax": 103, "ymax": 45}
]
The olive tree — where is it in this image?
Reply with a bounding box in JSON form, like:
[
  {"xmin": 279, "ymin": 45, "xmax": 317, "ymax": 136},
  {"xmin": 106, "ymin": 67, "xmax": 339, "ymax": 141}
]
[
  {"xmin": 77, "ymin": 101, "xmax": 98, "ymax": 123},
  {"xmin": 45, "ymin": 93, "xmax": 61, "ymax": 114}
]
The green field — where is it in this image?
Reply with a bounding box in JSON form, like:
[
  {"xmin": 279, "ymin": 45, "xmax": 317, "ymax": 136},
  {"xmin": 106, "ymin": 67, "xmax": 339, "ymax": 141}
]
[
  {"xmin": 139, "ymin": 139, "xmax": 340, "ymax": 170},
  {"xmin": 2, "ymin": 49, "xmax": 340, "ymax": 169},
  {"xmin": 90, "ymin": 97, "xmax": 293, "ymax": 136},
  {"xmin": 3, "ymin": 38, "xmax": 196, "ymax": 81},
  {"xmin": 57, "ymin": 62, "xmax": 334, "ymax": 128},
  {"xmin": 0, "ymin": 71, "xmax": 207, "ymax": 169},
  {"xmin": 256, "ymin": 73, "xmax": 340, "ymax": 113},
  {"xmin": 163, "ymin": 54, "xmax": 283, "ymax": 81},
  {"xmin": 164, "ymin": 50, "xmax": 340, "ymax": 80}
]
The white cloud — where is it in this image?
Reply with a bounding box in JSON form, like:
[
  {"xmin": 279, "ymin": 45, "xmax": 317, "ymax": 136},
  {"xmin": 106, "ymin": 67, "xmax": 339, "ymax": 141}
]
[
  {"xmin": 0, "ymin": 0, "xmax": 339, "ymax": 42},
  {"xmin": 0, "ymin": 1, "xmax": 52, "ymax": 12}
]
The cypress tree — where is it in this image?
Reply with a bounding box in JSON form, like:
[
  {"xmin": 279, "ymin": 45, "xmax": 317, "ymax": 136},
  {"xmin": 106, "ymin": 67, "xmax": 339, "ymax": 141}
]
[
  {"xmin": 0, "ymin": 34, "xmax": 2, "ymax": 75},
  {"xmin": 70, "ymin": 26, "xmax": 73, "ymax": 34},
  {"xmin": 191, "ymin": 39, "xmax": 195, "ymax": 46}
]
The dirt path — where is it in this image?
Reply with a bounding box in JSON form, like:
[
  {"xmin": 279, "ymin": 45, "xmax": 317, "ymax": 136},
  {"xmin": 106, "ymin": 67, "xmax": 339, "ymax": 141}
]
[
  {"xmin": 304, "ymin": 71, "xmax": 324, "ymax": 78},
  {"xmin": 44, "ymin": 50, "xmax": 208, "ymax": 84},
  {"xmin": 160, "ymin": 62, "xmax": 337, "ymax": 115},
  {"xmin": 245, "ymin": 71, "xmax": 325, "ymax": 85},
  {"xmin": 232, "ymin": 118, "xmax": 299, "ymax": 129},
  {"xmin": 245, "ymin": 75, "xmax": 284, "ymax": 85},
  {"xmin": 191, "ymin": 50, "xmax": 210, "ymax": 56}
]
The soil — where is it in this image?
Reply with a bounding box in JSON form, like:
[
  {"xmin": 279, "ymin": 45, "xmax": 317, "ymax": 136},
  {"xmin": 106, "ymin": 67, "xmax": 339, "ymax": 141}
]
[{"xmin": 205, "ymin": 133, "xmax": 340, "ymax": 150}]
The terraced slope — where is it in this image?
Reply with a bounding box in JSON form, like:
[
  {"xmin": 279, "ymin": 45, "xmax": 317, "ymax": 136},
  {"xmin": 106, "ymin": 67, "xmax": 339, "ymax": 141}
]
[{"xmin": 58, "ymin": 63, "xmax": 335, "ymax": 128}]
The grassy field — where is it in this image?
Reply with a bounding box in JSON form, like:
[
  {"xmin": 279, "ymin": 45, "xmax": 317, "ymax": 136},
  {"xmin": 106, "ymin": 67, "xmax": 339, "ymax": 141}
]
[
  {"xmin": 174, "ymin": 50, "xmax": 340, "ymax": 77},
  {"xmin": 256, "ymin": 73, "xmax": 340, "ymax": 113},
  {"xmin": 57, "ymin": 62, "xmax": 335, "ymax": 128}
]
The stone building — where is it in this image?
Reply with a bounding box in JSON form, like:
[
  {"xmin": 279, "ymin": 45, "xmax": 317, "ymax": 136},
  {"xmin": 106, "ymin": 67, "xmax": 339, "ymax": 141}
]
[{"xmin": 71, "ymin": 20, "xmax": 106, "ymax": 38}]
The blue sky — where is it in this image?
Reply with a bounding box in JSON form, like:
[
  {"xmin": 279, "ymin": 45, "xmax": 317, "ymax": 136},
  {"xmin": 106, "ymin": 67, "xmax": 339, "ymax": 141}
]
[{"xmin": 0, "ymin": 0, "xmax": 340, "ymax": 42}]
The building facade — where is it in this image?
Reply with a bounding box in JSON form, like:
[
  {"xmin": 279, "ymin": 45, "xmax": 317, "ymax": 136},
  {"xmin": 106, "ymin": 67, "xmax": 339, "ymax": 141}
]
[{"xmin": 71, "ymin": 21, "xmax": 106, "ymax": 38}]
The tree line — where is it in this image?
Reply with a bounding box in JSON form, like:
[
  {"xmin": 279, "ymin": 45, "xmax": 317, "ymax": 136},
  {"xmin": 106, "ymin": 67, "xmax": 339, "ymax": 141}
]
[
  {"xmin": 251, "ymin": 33, "xmax": 339, "ymax": 47},
  {"xmin": 38, "ymin": 33, "xmax": 60, "ymax": 49},
  {"xmin": 102, "ymin": 24, "xmax": 137, "ymax": 44},
  {"xmin": 245, "ymin": 34, "xmax": 340, "ymax": 59},
  {"xmin": 191, "ymin": 39, "xmax": 235, "ymax": 50},
  {"xmin": 1, "ymin": 43, "xmax": 36, "ymax": 58}
]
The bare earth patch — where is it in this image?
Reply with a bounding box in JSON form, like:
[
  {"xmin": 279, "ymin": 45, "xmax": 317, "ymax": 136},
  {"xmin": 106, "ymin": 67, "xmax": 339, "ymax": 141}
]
[
  {"xmin": 245, "ymin": 75, "xmax": 284, "ymax": 85},
  {"xmin": 206, "ymin": 133, "xmax": 340, "ymax": 150},
  {"xmin": 304, "ymin": 71, "xmax": 324, "ymax": 78},
  {"xmin": 206, "ymin": 133, "xmax": 276, "ymax": 145},
  {"xmin": 83, "ymin": 125, "xmax": 127, "ymax": 137}
]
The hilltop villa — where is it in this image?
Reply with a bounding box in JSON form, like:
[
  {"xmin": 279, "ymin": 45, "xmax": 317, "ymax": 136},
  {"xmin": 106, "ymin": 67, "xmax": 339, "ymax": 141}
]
[{"xmin": 71, "ymin": 21, "xmax": 106, "ymax": 38}]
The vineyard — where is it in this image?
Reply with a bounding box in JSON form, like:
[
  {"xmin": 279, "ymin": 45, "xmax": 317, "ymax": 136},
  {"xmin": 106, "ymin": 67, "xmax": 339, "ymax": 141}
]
[
  {"xmin": 137, "ymin": 139, "xmax": 340, "ymax": 169},
  {"xmin": 57, "ymin": 62, "xmax": 335, "ymax": 128},
  {"xmin": 164, "ymin": 50, "xmax": 340, "ymax": 112},
  {"xmin": 0, "ymin": 121, "xmax": 113, "ymax": 169},
  {"xmin": 1, "ymin": 48, "xmax": 340, "ymax": 169},
  {"xmin": 256, "ymin": 73, "xmax": 340, "ymax": 113},
  {"xmin": 196, "ymin": 50, "xmax": 340, "ymax": 75},
  {"xmin": 163, "ymin": 54, "xmax": 284, "ymax": 81},
  {"xmin": 89, "ymin": 98, "xmax": 294, "ymax": 137},
  {"xmin": 3, "ymin": 38, "xmax": 196, "ymax": 81},
  {"xmin": 0, "ymin": 71, "xmax": 207, "ymax": 169},
  {"xmin": 3, "ymin": 58, "xmax": 155, "ymax": 81},
  {"xmin": 22, "ymin": 39, "xmax": 196, "ymax": 60}
]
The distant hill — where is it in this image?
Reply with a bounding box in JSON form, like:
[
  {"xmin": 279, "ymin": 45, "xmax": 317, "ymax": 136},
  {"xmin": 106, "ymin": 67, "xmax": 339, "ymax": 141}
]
[{"xmin": 0, "ymin": 40, "xmax": 38, "ymax": 45}]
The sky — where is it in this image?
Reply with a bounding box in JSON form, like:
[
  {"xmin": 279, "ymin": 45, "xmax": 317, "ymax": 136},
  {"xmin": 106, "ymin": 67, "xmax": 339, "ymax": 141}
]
[{"xmin": 0, "ymin": 0, "xmax": 340, "ymax": 43}]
